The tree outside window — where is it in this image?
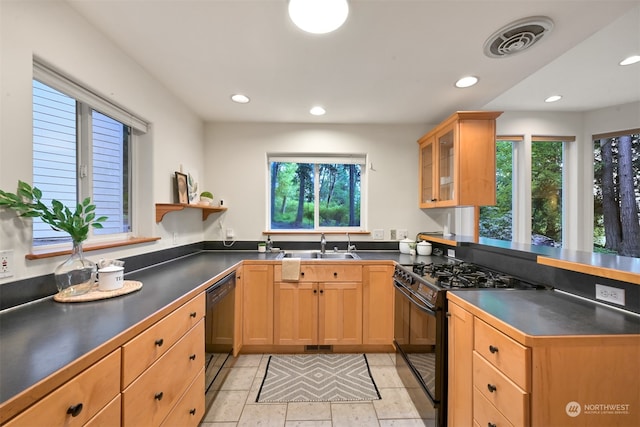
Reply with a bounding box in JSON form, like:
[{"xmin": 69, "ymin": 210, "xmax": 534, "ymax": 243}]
[
  {"xmin": 593, "ymin": 132, "xmax": 640, "ymax": 257},
  {"xmin": 480, "ymin": 140, "xmax": 513, "ymax": 240},
  {"xmin": 531, "ymin": 139, "xmax": 563, "ymax": 247},
  {"xmin": 269, "ymin": 156, "xmax": 363, "ymax": 230}
]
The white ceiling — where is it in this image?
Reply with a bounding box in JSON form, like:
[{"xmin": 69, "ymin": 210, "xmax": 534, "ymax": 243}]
[{"xmin": 67, "ymin": 0, "xmax": 640, "ymax": 125}]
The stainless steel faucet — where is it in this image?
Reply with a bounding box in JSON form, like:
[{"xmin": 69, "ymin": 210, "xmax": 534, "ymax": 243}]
[
  {"xmin": 320, "ymin": 233, "xmax": 326, "ymax": 254},
  {"xmin": 346, "ymin": 232, "xmax": 356, "ymax": 253}
]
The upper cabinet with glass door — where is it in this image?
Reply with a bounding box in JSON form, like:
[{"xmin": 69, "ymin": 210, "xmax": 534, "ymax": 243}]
[{"xmin": 418, "ymin": 111, "xmax": 502, "ymax": 208}]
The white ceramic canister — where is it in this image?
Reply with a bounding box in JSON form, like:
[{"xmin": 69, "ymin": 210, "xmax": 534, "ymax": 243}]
[
  {"xmin": 399, "ymin": 238, "xmax": 414, "ymax": 254},
  {"xmin": 416, "ymin": 241, "xmax": 432, "ymax": 256},
  {"xmin": 98, "ymin": 265, "xmax": 125, "ymax": 291}
]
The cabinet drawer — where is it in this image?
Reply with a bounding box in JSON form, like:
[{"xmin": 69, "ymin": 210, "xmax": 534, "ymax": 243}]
[
  {"xmin": 84, "ymin": 394, "xmax": 121, "ymax": 427},
  {"xmin": 122, "ymin": 293, "xmax": 205, "ymax": 386},
  {"xmin": 160, "ymin": 368, "xmax": 205, "ymax": 427},
  {"xmin": 5, "ymin": 349, "xmax": 121, "ymax": 427},
  {"xmin": 473, "ymin": 352, "xmax": 529, "ymax": 427},
  {"xmin": 473, "ymin": 387, "xmax": 514, "ymax": 427},
  {"xmin": 122, "ymin": 320, "xmax": 204, "ymax": 427},
  {"xmin": 296, "ymin": 264, "xmax": 362, "ymax": 282},
  {"xmin": 474, "ymin": 318, "xmax": 530, "ymax": 391}
]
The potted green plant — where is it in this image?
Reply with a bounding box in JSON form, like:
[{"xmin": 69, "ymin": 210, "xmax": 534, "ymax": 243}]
[
  {"xmin": 0, "ymin": 180, "xmax": 108, "ymax": 296},
  {"xmin": 200, "ymin": 191, "xmax": 214, "ymax": 205}
]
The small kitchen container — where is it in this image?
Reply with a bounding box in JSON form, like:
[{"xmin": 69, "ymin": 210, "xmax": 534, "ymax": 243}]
[
  {"xmin": 417, "ymin": 241, "xmax": 432, "ymax": 255},
  {"xmin": 399, "ymin": 239, "xmax": 414, "ymax": 254},
  {"xmin": 98, "ymin": 265, "xmax": 124, "ymax": 291}
]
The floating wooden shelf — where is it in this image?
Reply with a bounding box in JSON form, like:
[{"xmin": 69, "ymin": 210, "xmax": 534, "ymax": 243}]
[{"xmin": 155, "ymin": 203, "xmax": 227, "ymax": 222}]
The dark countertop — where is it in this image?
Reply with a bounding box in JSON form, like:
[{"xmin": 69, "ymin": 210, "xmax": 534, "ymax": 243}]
[
  {"xmin": 448, "ymin": 289, "xmax": 640, "ymax": 338},
  {"xmin": 0, "ymin": 249, "xmax": 407, "ymax": 408},
  {"xmin": 2, "ymin": 248, "xmax": 637, "ymax": 415}
]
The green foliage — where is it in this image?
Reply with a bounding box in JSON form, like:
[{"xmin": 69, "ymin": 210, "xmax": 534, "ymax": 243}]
[
  {"xmin": 270, "ymin": 162, "xmax": 361, "ymax": 229},
  {"xmin": 200, "ymin": 191, "xmax": 213, "ymax": 199},
  {"xmin": 0, "ymin": 181, "xmax": 107, "ymax": 243},
  {"xmin": 480, "ymin": 141, "xmax": 513, "ymax": 240}
]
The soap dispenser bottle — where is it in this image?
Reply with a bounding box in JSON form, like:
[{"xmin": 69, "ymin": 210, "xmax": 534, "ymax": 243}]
[{"xmin": 266, "ymin": 235, "xmax": 273, "ymax": 252}]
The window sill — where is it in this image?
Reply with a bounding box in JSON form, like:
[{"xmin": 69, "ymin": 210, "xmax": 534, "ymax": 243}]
[
  {"xmin": 264, "ymin": 231, "xmax": 370, "ymax": 235},
  {"xmin": 25, "ymin": 236, "xmax": 161, "ymax": 260}
]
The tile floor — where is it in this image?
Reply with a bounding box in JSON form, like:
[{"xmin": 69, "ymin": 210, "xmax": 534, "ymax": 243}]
[{"xmin": 200, "ymin": 353, "xmax": 436, "ymax": 427}]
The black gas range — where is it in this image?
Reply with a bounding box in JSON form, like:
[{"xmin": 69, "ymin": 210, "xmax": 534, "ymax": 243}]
[{"xmin": 393, "ymin": 259, "xmax": 547, "ymax": 427}]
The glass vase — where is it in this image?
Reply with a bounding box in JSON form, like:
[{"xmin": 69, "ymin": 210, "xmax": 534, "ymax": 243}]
[{"xmin": 54, "ymin": 241, "xmax": 97, "ymax": 296}]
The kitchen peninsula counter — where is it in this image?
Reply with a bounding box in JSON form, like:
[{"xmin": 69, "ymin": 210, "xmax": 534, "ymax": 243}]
[{"xmin": 448, "ymin": 289, "xmax": 640, "ymax": 345}]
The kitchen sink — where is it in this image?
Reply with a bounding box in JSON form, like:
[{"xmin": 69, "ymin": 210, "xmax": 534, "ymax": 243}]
[{"xmin": 276, "ymin": 251, "xmax": 360, "ymax": 260}]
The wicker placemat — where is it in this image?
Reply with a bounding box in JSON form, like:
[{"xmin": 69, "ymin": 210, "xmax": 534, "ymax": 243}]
[{"xmin": 53, "ymin": 280, "xmax": 143, "ymax": 303}]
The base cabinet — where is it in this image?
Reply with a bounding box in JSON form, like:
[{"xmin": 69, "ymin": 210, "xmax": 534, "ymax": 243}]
[
  {"xmin": 448, "ymin": 296, "xmax": 640, "ymax": 427},
  {"xmin": 4, "ymin": 350, "xmax": 121, "ymax": 427},
  {"xmin": 274, "ymin": 264, "xmax": 363, "ymax": 346},
  {"xmin": 242, "ymin": 264, "xmax": 274, "ymax": 345},
  {"xmin": 362, "ymin": 264, "xmax": 394, "ymax": 345}
]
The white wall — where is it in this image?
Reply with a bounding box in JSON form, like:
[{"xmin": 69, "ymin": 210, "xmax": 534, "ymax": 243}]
[
  {"xmin": 202, "ymin": 122, "xmax": 445, "ymax": 245},
  {"xmin": 0, "ymin": 0, "xmax": 206, "ymax": 283}
]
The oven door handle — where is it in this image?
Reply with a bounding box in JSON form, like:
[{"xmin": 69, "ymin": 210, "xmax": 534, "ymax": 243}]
[{"xmin": 393, "ymin": 280, "xmax": 437, "ymax": 316}]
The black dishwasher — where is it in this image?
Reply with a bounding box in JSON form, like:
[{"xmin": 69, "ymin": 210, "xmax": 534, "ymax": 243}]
[{"xmin": 205, "ymin": 271, "xmax": 235, "ymax": 392}]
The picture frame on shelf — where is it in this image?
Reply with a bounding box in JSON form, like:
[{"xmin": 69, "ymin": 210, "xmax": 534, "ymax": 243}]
[{"xmin": 175, "ymin": 171, "xmax": 188, "ymax": 204}]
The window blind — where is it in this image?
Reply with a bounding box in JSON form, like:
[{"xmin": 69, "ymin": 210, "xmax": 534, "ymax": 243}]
[{"xmin": 33, "ymin": 59, "xmax": 148, "ymax": 133}]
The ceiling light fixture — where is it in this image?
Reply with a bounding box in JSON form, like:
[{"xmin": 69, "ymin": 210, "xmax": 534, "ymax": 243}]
[
  {"xmin": 288, "ymin": 0, "xmax": 349, "ymax": 34},
  {"xmin": 455, "ymin": 76, "xmax": 479, "ymax": 88},
  {"xmin": 310, "ymin": 106, "xmax": 326, "ymax": 116},
  {"xmin": 231, "ymin": 94, "xmax": 250, "ymax": 104},
  {"xmin": 619, "ymin": 55, "xmax": 640, "ymax": 66},
  {"xmin": 545, "ymin": 95, "xmax": 562, "ymax": 103}
]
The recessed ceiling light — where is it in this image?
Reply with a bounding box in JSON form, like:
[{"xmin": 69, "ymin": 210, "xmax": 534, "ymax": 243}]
[
  {"xmin": 619, "ymin": 55, "xmax": 640, "ymax": 66},
  {"xmin": 545, "ymin": 95, "xmax": 562, "ymax": 103},
  {"xmin": 310, "ymin": 106, "xmax": 326, "ymax": 116},
  {"xmin": 288, "ymin": 0, "xmax": 349, "ymax": 34},
  {"xmin": 231, "ymin": 94, "xmax": 250, "ymax": 104},
  {"xmin": 455, "ymin": 76, "xmax": 479, "ymax": 88}
]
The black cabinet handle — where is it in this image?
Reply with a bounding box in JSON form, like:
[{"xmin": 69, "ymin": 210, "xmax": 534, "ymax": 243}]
[
  {"xmin": 313, "ymin": 289, "xmax": 317, "ymax": 294},
  {"xmin": 301, "ymin": 271, "xmax": 305, "ymax": 276},
  {"xmin": 190, "ymin": 311, "xmax": 197, "ymax": 318},
  {"xmin": 488, "ymin": 423, "xmax": 497, "ymax": 427},
  {"xmin": 333, "ymin": 272, "xmax": 338, "ymax": 277},
  {"xmin": 189, "ymin": 354, "xmax": 196, "ymax": 360},
  {"xmin": 320, "ymin": 289, "xmax": 324, "ymax": 294},
  {"xmin": 489, "ymin": 345, "xmax": 498, "ymax": 354},
  {"xmin": 155, "ymin": 338, "xmax": 164, "ymax": 347},
  {"xmin": 66, "ymin": 403, "xmax": 83, "ymax": 417},
  {"xmin": 155, "ymin": 391, "xmax": 164, "ymax": 400},
  {"xmin": 189, "ymin": 408, "xmax": 197, "ymax": 415},
  {"xmin": 487, "ymin": 384, "xmax": 497, "ymax": 393}
]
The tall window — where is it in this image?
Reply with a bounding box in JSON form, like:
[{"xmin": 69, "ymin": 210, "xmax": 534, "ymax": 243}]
[
  {"xmin": 531, "ymin": 137, "xmax": 566, "ymax": 247},
  {"xmin": 268, "ymin": 155, "xmax": 365, "ymax": 230},
  {"xmin": 32, "ymin": 61, "xmax": 146, "ymax": 246},
  {"xmin": 593, "ymin": 130, "xmax": 640, "ymax": 257},
  {"xmin": 480, "ymin": 139, "xmax": 514, "ymax": 240}
]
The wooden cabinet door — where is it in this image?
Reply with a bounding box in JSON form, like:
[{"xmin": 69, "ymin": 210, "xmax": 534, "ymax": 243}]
[
  {"xmin": 362, "ymin": 264, "xmax": 394, "ymax": 345},
  {"xmin": 274, "ymin": 281, "xmax": 318, "ymax": 345},
  {"xmin": 447, "ymin": 301, "xmax": 474, "ymax": 427},
  {"xmin": 242, "ymin": 264, "xmax": 273, "ymax": 345},
  {"xmin": 418, "ymin": 135, "xmax": 437, "ymax": 207},
  {"xmin": 319, "ymin": 282, "xmax": 362, "ymax": 345}
]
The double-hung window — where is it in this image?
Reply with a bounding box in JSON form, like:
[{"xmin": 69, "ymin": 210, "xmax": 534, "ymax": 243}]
[
  {"xmin": 32, "ymin": 61, "xmax": 147, "ymax": 247},
  {"xmin": 268, "ymin": 154, "xmax": 366, "ymax": 230}
]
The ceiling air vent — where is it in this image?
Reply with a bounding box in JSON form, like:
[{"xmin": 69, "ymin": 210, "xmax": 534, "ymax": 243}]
[{"xmin": 483, "ymin": 16, "xmax": 554, "ymax": 58}]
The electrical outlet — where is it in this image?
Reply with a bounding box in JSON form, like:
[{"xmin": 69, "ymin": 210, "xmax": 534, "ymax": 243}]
[
  {"xmin": 390, "ymin": 229, "xmax": 397, "ymax": 240},
  {"xmin": 0, "ymin": 250, "xmax": 14, "ymax": 278},
  {"xmin": 595, "ymin": 284, "xmax": 625, "ymax": 306},
  {"xmin": 397, "ymin": 229, "xmax": 408, "ymax": 240},
  {"xmin": 172, "ymin": 232, "xmax": 178, "ymax": 245},
  {"xmin": 447, "ymin": 248, "xmax": 456, "ymax": 258},
  {"xmin": 372, "ymin": 229, "xmax": 384, "ymax": 240},
  {"xmin": 226, "ymin": 228, "xmax": 235, "ymax": 239}
]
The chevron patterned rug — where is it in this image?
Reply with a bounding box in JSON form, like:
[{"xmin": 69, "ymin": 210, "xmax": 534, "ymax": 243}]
[{"xmin": 256, "ymin": 354, "xmax": 381, "ymax": 403}]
